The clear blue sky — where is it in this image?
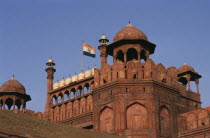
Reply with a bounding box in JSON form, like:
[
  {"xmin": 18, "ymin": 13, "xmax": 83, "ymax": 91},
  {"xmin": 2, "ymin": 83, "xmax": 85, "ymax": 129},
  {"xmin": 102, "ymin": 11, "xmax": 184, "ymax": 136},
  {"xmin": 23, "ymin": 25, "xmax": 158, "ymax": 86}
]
[{"xmin": 0, "ymin": 0, "xmax": 210, "ymax": 112}]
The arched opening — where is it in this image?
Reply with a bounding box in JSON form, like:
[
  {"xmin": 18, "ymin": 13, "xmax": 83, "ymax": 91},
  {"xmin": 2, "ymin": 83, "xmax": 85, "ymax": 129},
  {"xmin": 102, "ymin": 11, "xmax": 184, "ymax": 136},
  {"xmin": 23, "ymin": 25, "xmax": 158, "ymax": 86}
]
[
  {"xmin": 84, "ymin": 83, "xmax": 90, "ymax": 94},
  {"xmin": 77, "ymin": 86, "xmax": 83, "ymax": 96},
  {"xmin": 126, "ymin": 48, "xmax": 138, "ymax": 62},
  {"xmin": 140, "ymin": 50, "xmax": 146, "ymax": 63},
  {"xmin": 116, "ymin": 50, "xmax": 124, "ymax": 62},
  {"xmin": 52, "ymin": 95, "xmax": 57, "ymax": 105},
  {"xmin": 160, "ymin": 106, "xmax": 170, "ymax": 136},
  {"xmin": 100, "ymin": 107, "xmax": 114, "ymax": 132},
  {"xmin": 126, "ymin": 103, "xmax": 148, "ymax": 130},
  {"xmin": 58, "ymin": 93, "xmax": 63, "ymax": 103},
  {"xmin": 5, "ymin": 98, "xmax": 13, "ymax": 110},
  {"xmin": 15, "ymin": 99, "xmax": 22, "ymax": 110},
  {"xmin": 70, "ymin": 88, "xmax": 76, "ymax": 99},
  {"xmin": 64, "ymin": 91, "xmax": 69, "ymax": 101}
]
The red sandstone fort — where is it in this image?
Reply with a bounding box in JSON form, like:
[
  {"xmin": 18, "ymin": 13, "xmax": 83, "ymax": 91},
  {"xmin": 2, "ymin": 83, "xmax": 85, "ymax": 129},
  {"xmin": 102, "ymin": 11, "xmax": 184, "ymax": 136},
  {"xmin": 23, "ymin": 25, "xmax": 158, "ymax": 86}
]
[{"xmin": 0, "ymin": 23, "xmax": 209, "ymax": 138}]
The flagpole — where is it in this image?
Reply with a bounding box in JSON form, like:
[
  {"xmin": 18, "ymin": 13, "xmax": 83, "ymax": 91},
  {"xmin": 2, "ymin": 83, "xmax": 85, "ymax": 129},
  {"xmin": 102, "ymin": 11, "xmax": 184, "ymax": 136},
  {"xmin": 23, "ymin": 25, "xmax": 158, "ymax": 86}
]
[{"xmin": 81, "ymin": 41, "xmax": 84, "ymax": 72}]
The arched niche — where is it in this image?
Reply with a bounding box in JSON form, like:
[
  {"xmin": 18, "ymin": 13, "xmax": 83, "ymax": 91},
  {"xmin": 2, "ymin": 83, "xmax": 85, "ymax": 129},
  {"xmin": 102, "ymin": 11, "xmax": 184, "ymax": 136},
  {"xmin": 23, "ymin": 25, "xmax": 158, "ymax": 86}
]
[
  {"xmin": 198, "ymin": 109, "xmax": 209, "ymax": 127},
  {"xmin": 159, "ymin": 106, "xmax": 170, "ymax": 135},
  {"xmin": 186, "ymin": 113, "xmax": 197, "ymax": 129},
  {"xmin": 100, "ymin": 107, "xmax": 114, "ymax": 132},
  {"xmin": 126, "ymin": 103, "xmax": 148, "ymax": 130}
]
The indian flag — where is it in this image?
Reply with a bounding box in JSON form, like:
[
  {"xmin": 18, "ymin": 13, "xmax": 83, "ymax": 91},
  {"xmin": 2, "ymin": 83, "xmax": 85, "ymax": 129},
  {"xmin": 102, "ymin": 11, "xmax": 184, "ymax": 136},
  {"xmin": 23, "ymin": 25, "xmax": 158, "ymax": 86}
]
[{"xmin": 83, "ymin": 42, "xmax": 96, "ymax": 58}]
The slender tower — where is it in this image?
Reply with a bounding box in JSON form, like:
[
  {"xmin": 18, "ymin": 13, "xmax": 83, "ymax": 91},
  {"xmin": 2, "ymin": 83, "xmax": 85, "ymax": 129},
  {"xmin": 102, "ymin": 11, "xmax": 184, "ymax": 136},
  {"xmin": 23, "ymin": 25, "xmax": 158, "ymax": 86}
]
[
  {"xmin": 98, "ymin": 35, "xmax": 109, "ymax": 68},
  {"xmin": 44, "ymin": 58, "xmax": 56, "ymax": 118}
]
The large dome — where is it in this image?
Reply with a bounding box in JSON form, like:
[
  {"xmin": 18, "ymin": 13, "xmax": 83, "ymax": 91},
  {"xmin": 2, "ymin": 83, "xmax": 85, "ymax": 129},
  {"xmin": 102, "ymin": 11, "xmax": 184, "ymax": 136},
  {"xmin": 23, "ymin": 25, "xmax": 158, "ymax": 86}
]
[
  {"xmin": 113, "ymin": 23, "xmax": 148, "ymax": 42},
  {"xmin": 0, "ymin": 77, "xmax": 25, "ymax": 94}
]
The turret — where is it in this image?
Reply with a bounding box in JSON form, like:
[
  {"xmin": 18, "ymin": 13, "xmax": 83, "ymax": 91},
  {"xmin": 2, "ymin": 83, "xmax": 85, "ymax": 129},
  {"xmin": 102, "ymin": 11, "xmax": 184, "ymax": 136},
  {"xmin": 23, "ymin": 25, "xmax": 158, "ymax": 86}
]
[
  {"xmin": 98, "ymin": 35, "xmax": 109, "ymax": 68},
  {"xmin": 45, "ymin": 58, "xmax": 56, "ymax": 118}
]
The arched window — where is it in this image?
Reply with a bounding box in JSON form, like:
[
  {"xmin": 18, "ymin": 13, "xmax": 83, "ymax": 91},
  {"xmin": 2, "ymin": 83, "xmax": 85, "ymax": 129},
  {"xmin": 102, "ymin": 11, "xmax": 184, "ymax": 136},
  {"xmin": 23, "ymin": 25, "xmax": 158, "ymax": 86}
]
[
  {"xmin": 15, "ymin": 99, "xmax": 22, "ymax": 110},
  {"xmin": 77, "ymin": 86, "xmax": 83, "ymax": 96},
  {"xmin": 70, "ymin": 88, "xmax": 76, "ymax": 99},
  {"xmin": 58, "ymin": 93, "xmax": 63, "ymax": 103},
  {"xmin": 52, "ymin": 96, "xmax": 57, "ymax": 105},
  {"xmin": 116, "ymin": 50, "xmax": 124, "ymax": 62},
  {"xmin": 84, "ymin": 83, "xmax": 89, "ymax": 94},
  {"xmin": 126, "ymin": 48, "xmax": 138, "ymax": 62},
  {"xmin": 64, "ymin": 91, "xmax": 69, "ymax": 101},
  {"xmin": 5, "ymin": 98, "xmax": 13, "ymax": 110}
]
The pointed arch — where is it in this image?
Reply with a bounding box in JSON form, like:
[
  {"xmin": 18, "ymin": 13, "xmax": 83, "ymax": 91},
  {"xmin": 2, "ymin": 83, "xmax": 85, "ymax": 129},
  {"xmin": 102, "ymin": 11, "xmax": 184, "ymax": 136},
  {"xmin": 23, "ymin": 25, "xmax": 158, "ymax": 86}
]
[
  {"xmin": 126, "ymin": 102, "xmax": 148, "ymax": 130},
  {"xmin": 100, "ymin": 107, "xmax": 114, "ymax": 132},
  {"xmin": 64, "ymin": 90, "xmax": 69, "ymax": 101},
  {"xmin": 58, "ymin": 93, "xmax": 63, "ymax": 103},
  {"xmin": 116, "ymin": 50, "xmax": 124, "ymax": 62},
  {"xmin": 127, "ymin": 48, "xmax": 138, "ymax": 62},
  {"xmin": 186, "ymin": 113, "xmax": 197, "ymax": 129},
  {"xmin": 159, "ymin": 106, "xmax": 170, "ymax": 135},
  {"xmin": 5, "ymin": 98, "xmax": 13, "ymax": 110}
]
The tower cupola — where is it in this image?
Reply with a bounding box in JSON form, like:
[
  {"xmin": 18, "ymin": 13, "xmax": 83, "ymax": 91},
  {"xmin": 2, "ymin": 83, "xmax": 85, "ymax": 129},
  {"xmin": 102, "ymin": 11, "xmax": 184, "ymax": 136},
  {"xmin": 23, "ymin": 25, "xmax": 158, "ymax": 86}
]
[{"xmin": 99, "ymin": 35, "xmax": 109, "ymax": 44}]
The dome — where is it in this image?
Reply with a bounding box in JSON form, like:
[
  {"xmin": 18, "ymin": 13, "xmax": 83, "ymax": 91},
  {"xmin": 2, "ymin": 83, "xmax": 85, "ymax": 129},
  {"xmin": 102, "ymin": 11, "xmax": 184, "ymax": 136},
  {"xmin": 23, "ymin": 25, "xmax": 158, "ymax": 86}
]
[
  {"xmin": 48, "ymin": 58, "xmax": 54, "ymax": 63},
  {"xmin": 72, "ymin": 74, "xmax": 78, "ymax": 82},
  {"xmin": 178, "ymin": 63, "xmax": 195, "ymax": 73},
  {"xmin": 59, "ymin": 78, "xmax": 65, "ymax": 87},
  {"xmin": 85, "ymin": 69, "xmax": 92, "ymax": 77},
  {"xmin": 113, "ymin": 23, "xmax": 148, "ymax": 42},
  {"xmin": 53, "ymin": 81, "xmax": 59, "ymax": 89},
  {"xmin": 78, "ymin": 72, "xmax": 85, "ymax": 80},
  {"xmin": 101, "ymin": 35, "xmax": 107, "ymax": 39},
  {"xmin": 0, "ymin": 77, "xmax": 26, "ymax": 94},
  {"xmin": 65, "ymin": 76, "xmax": 72, "ymax": 85}
]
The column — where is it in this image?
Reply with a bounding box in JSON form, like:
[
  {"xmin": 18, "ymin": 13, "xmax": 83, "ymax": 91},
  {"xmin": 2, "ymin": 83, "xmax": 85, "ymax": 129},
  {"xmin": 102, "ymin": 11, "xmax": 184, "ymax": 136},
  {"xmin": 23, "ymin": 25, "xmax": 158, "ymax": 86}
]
[
  {"xmin": 195, "ymin": 79, "xmax": 200, "ymax": 94},
  {"xmin": 186, "ymin": 75, "xmax": 191, "ymax": 91},
  {"xmin": 124, "ymin": 52, "xmax": 127, "ymax": 64}
]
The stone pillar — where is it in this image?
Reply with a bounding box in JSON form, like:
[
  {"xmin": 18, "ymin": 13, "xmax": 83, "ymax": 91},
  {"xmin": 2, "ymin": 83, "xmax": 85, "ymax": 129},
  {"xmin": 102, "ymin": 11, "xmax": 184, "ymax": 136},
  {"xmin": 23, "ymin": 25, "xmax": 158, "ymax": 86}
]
[
  {"xmin": 195, "ymin": 79, "xmax": 200, "ymax": 94},
  {"xmin": 186, "ymin": 75, "xmax": 191, "ymax": 91},
  {"xmin": 124, "ymin": 52, "xmax": 127, "ymax": 64}
]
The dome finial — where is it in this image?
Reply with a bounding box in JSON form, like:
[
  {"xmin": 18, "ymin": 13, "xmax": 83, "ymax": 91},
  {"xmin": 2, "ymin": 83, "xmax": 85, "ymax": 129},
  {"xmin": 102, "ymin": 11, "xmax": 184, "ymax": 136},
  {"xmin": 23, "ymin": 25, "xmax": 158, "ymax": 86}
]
[
  {"xmin": 184, "ymin": 63, "xmax": 187, "ymax": 65},
  {"xmin": 46, "ymin": 58, "xmax": 55, "ymax": 67},
  {"xmin": 11, "ymin": 75, "xmax": 16, "ymax": 80},
  {"xmin": 127, "ymin": 20, "xmax": 132, "ymax": 27},
  {"xmin": 99, "ymin": 34, "xmax": 109, "ymax": 44}
]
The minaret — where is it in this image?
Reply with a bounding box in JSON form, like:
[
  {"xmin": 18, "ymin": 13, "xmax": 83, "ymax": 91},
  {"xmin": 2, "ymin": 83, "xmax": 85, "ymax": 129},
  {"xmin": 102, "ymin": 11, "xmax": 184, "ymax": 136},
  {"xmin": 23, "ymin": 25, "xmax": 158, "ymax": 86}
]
[
  {"xmin": 44, "ymin": 58, "xmax": 56, "ymax": 118},
  {"xmin": 98, "ymin": 35, "xmax": 109, "ymax": 68}
]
